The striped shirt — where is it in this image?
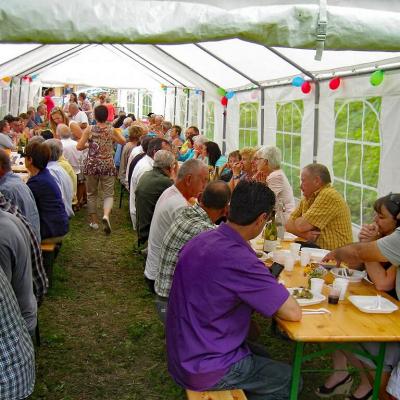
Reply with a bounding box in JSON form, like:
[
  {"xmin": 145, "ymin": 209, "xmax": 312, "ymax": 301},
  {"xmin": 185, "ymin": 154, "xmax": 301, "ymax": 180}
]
[
  {"xmin": 290, "ymin": 184, "xmax": 353, "ymax": 250},
  {"xmin": 0, "ymin": 267, "xmax": 35, "ymax": 400},
  {"xmin": 155, "ymin": 203, "xmax": 215, "ymax": 298}
]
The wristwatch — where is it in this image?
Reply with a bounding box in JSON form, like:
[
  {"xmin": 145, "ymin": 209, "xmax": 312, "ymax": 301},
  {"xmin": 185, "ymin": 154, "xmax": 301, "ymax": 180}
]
[{"xmin": 233, "ymin": 175, "xmax": 241, "ymax": 179}]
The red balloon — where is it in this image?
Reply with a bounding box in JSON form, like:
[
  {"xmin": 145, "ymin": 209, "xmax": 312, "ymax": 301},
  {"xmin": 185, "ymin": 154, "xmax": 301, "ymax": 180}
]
[
  {"xmin": 329, "ymin": 77, "xmax": 341, "ymax": 90},
  {"xmin": 301, "ymin": 81, "xmax": 311, "ymax": 94},
  {"xmin": 221, "ymin": 96, "xmax": 228, "ymax": 106}
]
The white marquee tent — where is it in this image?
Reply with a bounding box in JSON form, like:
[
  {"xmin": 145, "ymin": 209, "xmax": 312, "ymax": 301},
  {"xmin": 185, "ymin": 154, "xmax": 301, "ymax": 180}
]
[{"xmin": 1, "ymin": 0, "xmax": 400, "ymax": 229}]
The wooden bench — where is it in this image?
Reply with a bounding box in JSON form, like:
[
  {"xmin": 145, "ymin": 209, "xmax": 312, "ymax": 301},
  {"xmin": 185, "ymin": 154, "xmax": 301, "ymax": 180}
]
[
  {"xmin": 41, "ymin": 243, "xmax": 57, "ymax": 288},
  {"xmin": 186, "ymin": 389, "xmax": 247, "ymax": 400}
]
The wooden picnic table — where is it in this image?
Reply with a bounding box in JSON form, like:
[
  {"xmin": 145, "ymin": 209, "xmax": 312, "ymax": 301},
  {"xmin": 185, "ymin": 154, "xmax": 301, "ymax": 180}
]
[{"xmin": 268, "ymin": 239, "xmax": 400, "ymax": 400}]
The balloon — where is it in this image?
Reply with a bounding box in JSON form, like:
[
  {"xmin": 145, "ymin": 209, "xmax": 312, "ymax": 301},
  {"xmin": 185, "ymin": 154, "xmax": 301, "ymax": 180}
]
[
  {"xmin": 221, "ymin": 96, "xmax": 228, "ymax": 106},
  {"xmin": 217, "ymin": 87, "xmax": 226, "ymax": 97},
  {"xmin": 31, "ymin": 74, "xmax": 39, "ymax": 80},
  {"xmin": 292, "ymin": 76, "xmax": 304, "ymax": 87},
  {"xmin": 301, "ymin": 81, "xmax": 311, "ymax": 94},
  {"xmin": 226, "ymin": 91, "xmax": 235, "ymax": 100},
  {"xmin": 370, "ymin": 70, "xmax": 384, "ymax": 86},
  {"xmin": 195, "ymin": 89, "xmax": 201, "ymax": 95},
  {"xmin": 163, "ymin": 86, "xmax": 168, "ymax": 92},
  {"xmin": 2, "ymin": 76, "xmax": 11, "ymax": 83},
  {"xmin": 329, "ymin": 77, "xmax": 341, "ymax": 90}
]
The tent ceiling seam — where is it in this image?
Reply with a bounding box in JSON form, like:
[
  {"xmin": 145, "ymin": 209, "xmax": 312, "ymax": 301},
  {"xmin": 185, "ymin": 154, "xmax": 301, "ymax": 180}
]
[{"xmin": 0, "ymin": 44, "xmax": 45, "ymax": 70}]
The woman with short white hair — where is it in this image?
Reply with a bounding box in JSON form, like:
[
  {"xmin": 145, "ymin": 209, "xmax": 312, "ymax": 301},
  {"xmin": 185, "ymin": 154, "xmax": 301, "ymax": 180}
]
[{"xmin": 254, "ymin": 145, "xmax": 295, "ymax": 221}]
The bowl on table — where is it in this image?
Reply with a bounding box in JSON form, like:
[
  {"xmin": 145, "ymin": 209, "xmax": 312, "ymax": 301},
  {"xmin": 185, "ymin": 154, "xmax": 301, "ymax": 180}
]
[{"xmin": 300, "ymin": 247, "xmax": 330, "ymax": 263}]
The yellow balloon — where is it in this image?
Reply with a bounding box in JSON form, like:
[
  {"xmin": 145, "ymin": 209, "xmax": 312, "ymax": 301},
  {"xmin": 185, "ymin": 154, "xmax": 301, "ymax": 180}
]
[{"xmin": 2, "ymin": 76, "xmax": 11, "ymax": 83}]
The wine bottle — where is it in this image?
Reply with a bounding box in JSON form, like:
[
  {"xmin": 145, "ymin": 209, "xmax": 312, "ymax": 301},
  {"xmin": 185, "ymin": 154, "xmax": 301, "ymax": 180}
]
[
  {"xmin": 275, "ymin": 200, "xmax": 286, "ymax": 240},
  {"xmin": 263, "ymin": 215, "xmax": 278, "ymax": 252}
]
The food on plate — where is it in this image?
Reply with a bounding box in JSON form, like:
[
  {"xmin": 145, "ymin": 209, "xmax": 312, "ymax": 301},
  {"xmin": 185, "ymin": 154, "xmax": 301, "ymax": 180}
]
[
  {"xmin": 292, "ymin": 288, "xmax": 314, "ymax": 300},
  {"xmin": 255, "ymin": 251, "xmax": 264, "ymax": 258},
  {"xmin": 304, "ymin": 263, "xmax": 327, "ymax": 279}
]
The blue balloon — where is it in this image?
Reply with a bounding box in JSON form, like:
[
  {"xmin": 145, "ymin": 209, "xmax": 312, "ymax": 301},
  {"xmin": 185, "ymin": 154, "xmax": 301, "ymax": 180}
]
[
  {"xmin": 292, "ymin": 76, "xmax": 304, "ymax": 87},
  {"xmin": 226, "ymin": 91, "xmax": 235, "ymax": 99}
]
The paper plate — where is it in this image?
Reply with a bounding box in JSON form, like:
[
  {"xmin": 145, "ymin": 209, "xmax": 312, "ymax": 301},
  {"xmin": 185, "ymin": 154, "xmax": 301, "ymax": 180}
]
[
  {"xmin": 348, "ymin": 295, "xmax": 398, "ymax": 314},
  {"xmin": 288, "ymin": 287, "xmax": 326, "ymax": 306},
  {"xmin": 331, "ymin": 268, "xmax": 366, "ymax": 283}
]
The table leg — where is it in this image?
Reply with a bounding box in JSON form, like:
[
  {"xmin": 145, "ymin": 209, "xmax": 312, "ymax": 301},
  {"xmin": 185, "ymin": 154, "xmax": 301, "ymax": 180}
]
[
  {"xmin": 372, "ymin": 343, "xmax": 386, "ymax": 400},
  {"xmin": 290, "ymin": 342, "xmax": 304, "ymax": 400}
]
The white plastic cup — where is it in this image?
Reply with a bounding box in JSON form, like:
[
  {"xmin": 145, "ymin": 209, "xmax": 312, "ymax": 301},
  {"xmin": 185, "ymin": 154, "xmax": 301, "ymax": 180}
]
[
  {"xmin": 333, "ymin": 278, "xmax": 349, "ymax": 301},
  {"xmin": 300, "ymin": 250, "xmax": 311, "ymax": 267},
  {"xmin": 290, "ymin": 243, "xmax": 301, "ymax": 258},
  {"xmin": 284, "ymin": 254, "xmax": 295, "ymax": 274},
  {"xmin": 310, "ymin": 278, "xmax": 324, "ymax": 294}
]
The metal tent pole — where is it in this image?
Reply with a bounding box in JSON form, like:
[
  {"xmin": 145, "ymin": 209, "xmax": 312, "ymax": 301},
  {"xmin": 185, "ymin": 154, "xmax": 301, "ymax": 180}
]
[
  {"xmin": 173, "ymin": 87, "xmax": 177, "ymax": 125},
  {"xmin": 260, "ymin": 88, "xmax": 265, "ymax": 145},
  {"xmin": 163, "ymin": 89, "xmax": 167, "ymax": 117},
  {"xmin": 0, "ymin": 44, "xmax": 45, "ymax": 70},
  {"xmin": 17, "ymin": 78, "xmax": 23, "ymax": 115},
  {"xmin": 185, "ymin": 90, "xmax": 190, "ymax": 127},
  {"xmin": 201, "ymin": 90, "xmax": 205, "ymax": 134},
  {"xmin": 120, "ymin": 44, "xmax": 186, "ymax": 87},
  {"xmin": 222, "ymin": 105, "xmax": 227, "ymax": 154}
]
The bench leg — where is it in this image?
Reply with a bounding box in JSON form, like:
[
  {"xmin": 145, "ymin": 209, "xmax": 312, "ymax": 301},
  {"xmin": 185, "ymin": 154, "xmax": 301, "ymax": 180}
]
[{"xmin": 42, "ymin": 251, "xmax": 55, "ymax": 289}]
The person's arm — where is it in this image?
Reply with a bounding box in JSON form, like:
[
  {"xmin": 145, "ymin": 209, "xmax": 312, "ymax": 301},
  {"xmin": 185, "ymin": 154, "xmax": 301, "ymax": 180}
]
[
  {"xmin": 365, "ymin": 263, "xmax": 396, "ymax": 292},
  {"xmin": 323, "ymin": 241, "xmax": 388, "ymax": 267},
  {"xmin": 275, "ymin": 294, "xmax": 302, "ymax": 321},
  {"xmin": 112, "ymin": 128, "xmax": 126, "ymax": 145},
  {"xmin": 76, "ymin": 126, "xmax": 91, "ymax": 150},
  {"xmin": 70, "ymin": 121, "xmax": 83, "ymax": 140},
  {"xmin": 285, "ymin": 217, "xmax": 321, "ymax": 242}
]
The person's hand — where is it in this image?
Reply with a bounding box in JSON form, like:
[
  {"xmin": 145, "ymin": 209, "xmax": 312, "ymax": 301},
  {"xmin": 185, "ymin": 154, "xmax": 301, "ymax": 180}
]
[
  {"xmin": 358, "ymin": 223, "xmax": 380, "ymax": 242},
  {"xmin": 303, "ymin": 230, "xmax": 321, "ymax": 242},
  {"xmin": 232, "ymin": 161, "xmax": 242, "ymax": 176},
  {"xmin": 253, "ymin": 171, "xmax": 268, "ymax": 183}
]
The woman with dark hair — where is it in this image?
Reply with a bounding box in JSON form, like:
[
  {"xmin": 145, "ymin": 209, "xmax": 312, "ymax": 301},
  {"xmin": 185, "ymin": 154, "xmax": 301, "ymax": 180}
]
[
  {"xmin": 77, "ymin": 105, "xmax": 126, "ymax": 233},
  {"xmin": 43, "ymin": 87, "xmax": 55, "ymax": 117},
  {"xmin": 63, "ymin": 92, "xmax": 79, "ymax": 114},
  {"xmin": 78, "ymin": 92, "xmax": 93, "ymax": 122},
  {"xmin": 202, "ymin": 141, "xmax": 227, "ymax": 180},
  {"xmin": 316, "ymin": 193, "xmax": 400, "ymax": 400},
  {"xmin": 25, "ymin": 141, "xmax": 69, "ymax": 242}
]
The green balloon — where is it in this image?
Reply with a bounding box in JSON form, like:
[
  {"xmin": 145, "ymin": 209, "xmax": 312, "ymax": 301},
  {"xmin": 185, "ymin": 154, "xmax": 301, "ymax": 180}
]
[
  {"xmin": 370, "ymin": 70, "xmax": 384, "ymax": 86},
  {"xmin": 217, "ymin": 87, "xmax": 226, "ymax": 96}
]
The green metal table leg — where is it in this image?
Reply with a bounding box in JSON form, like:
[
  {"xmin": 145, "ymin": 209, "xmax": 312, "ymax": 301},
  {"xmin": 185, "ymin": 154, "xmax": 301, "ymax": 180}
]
[
  {"xmin": 372, "ymin": 343, "xmax": 386, "ymax": 400},
  {"xmin": 290, "ymin": 342, "xmax": 304, "ymax": 400}
]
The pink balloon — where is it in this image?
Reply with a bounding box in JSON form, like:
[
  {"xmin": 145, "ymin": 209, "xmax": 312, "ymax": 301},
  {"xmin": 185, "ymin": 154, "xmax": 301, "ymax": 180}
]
[
  {"xmin": 301, "ymin": 81, "xmax": 311, "ymax": 94},
  {"xmin": 250, "ymin": 90, "xmax": 258, "ymax": 100}
]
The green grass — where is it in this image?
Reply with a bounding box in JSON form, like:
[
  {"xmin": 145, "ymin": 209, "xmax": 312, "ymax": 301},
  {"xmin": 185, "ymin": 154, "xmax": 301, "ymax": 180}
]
[{"xmin": 31, "ymin": 185, "xmax": 358, "ymax": 399}]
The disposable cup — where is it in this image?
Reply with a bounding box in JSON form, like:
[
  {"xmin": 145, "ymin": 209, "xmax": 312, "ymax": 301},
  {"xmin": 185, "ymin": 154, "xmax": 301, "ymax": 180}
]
[
  {"xmin": 300, "ymin": 250, "xmax": 311, "ymax": 267},
  {"xmin": 333, "ymin": 278, "xmax": 349, "ymax": 301},
  {"xmin": 284, "ymin": 254, "xmax": 295, "ymax": 274},
  {"xmin": 290, "ymin": 243, "xmax": 301, "ymax": 258},
  {"xmin": 310, "ymin": 278, "xmax": 324, "ymax": 294}
]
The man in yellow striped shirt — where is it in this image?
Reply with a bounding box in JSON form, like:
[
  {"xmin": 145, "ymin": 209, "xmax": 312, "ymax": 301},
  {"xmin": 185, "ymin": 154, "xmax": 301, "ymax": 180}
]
[{"xmin": 286, "ymin": 163, "xmax": 353, "ymax": 250}]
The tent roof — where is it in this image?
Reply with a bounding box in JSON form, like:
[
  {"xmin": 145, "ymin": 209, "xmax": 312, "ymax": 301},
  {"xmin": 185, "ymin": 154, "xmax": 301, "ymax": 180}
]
[{"xmin": 1, "ymin": 1, "xmax": 400, "ymax": 89}]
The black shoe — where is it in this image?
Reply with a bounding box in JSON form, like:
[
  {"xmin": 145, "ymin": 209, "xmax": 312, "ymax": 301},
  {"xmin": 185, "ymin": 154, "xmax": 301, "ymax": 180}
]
[{"xmin": 315, "ymin": 374, "xmax": 353, "ymax": 398}]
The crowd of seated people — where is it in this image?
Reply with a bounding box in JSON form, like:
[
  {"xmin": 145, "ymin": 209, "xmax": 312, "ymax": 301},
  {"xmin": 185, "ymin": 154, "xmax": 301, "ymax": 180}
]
[{"xmin": 2, "ymin": 95, "xmax": 400, "ymax": 399}]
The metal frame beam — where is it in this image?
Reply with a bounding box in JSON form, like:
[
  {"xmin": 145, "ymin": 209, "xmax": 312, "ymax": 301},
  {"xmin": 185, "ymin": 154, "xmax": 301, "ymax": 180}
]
[
  {"xmin": 194, "ymin": 43, "xmax": 261, "ymax": 87},
  {"xmin": 0, "ymin": 44, "xmax": 45, "ymax": 70},
  {"xmin": 108, "ymin": 44, "xmax": 175, "ymax": 86},
  {"xmin": 120, "ymin": 44, "xmax": 184, "ymax": 87},
  {"xmin": 153, "ymin": 45, "xmax": 219, "ymax": 89},
  {"xmin": 16, "ymin": 44, "xmax": 89, "ymax": 77}
]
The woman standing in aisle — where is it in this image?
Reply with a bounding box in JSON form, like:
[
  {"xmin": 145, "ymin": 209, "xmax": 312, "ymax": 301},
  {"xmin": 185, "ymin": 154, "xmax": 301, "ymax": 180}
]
[{"xmin": 77, "ymin": 105, "xmax": 125, "ymax": 234}]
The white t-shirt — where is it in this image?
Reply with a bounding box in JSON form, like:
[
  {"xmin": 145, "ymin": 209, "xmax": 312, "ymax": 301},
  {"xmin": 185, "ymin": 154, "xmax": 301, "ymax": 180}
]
[
  {"xmin": 144, "ymin": 185, "xmax": 188, "ymax": 281},
  {"xmin": 266, "ymin": 169, "xmax": 296, "ymax": 222},
  {"xmin": 129, "ymin": 155, "xmax": 154, "ymax": 227},
  {"xmin": 61, "ymin": 138, "xmax": 81, "ymax": 174},
  {"xmin": 71, "ymin": 110, "xmax": 88, "ymax": 125},
  {"xmin": 126, "ymin": 145, "xmax": 143, "ymax": 183}
]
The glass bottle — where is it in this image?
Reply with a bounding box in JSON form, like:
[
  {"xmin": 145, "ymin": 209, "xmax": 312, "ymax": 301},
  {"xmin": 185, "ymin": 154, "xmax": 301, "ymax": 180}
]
[
  {"xmin": 275, "ymin": 200, "xmax": 286, "ymax": 240},
  {"xmin": 263, "ymin": 214, "xmax": 278, "ymax": 252}
]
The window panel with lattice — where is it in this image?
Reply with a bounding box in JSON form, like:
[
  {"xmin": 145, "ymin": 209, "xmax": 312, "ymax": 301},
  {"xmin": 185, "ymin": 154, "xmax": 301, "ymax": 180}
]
[
  {"xmin": 333, "ymin": 97, "xmax": 381, "ymax": 227},
  {"xmin": 275, "ymin": 100, "xmax": 303, "ymax": 199},
  {"xmin": 205, "ymin": 101, "xmax": 215, "ymax": 140},
  {"xmin": 238, "ymin": 102, "xmax": 259, "ymax": 149}
]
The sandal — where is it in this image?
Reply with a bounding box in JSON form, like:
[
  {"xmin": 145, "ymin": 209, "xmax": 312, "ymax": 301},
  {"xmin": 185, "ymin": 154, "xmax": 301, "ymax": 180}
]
[
  {"xmin": 315, "ymin": 374, "xmax": 353, "ymax": 398},
  {"xmin": 345, "ymin": 388, "xmax": 373, "ymax": 400}
]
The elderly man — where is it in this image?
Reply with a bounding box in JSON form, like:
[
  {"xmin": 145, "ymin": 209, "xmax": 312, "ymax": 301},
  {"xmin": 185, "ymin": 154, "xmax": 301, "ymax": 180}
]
[
  {"xmin": 0, "ymin": 267, "xmax": 36, "ymax": 399},
  {"xmin": 129, "ymin": 138, "xmax": 171, "ymax": 228},
  {"xmin": 0, "ymin": 120, "xmax": 15, "ymax": 150},
  {"xmin": 135, "ymin": 150, "xmax": 176, "ymax": 246},
  {"xmin": 155, "ymin": 180, "xmax": 231, "ymax": 323},
  {"xmin": 144, "ymin": 159, "xmax": 209, "ymax": 293},
  {"xmin": 286, "ymin": 163, "xmax": 352, "ymax": 250},
  {"xmin": 34, "ymin": 104, "xmax": 47, "ymax": 126},
  {"xmin": 45, "ymin": 139, "xmax": 74, "ymax": 217},
  {"xmin": 0, "ymin": 208, "xmax": 37, "ymax": 335},
  {"xmin": 166, "ymin": 180, "xmax": 301, "ymax": 398},
  {"xmin": 69, "ymin": 102, "xmax": 88, "ymax": 129},
  {"xmin": 0, "ymin": 149, "xmax": 41, "ymax": 240}
]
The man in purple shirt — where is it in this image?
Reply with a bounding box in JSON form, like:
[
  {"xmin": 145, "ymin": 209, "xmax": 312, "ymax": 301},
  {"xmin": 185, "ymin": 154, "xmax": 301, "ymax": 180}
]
[{"xmin": 166, "ymin": 180, "xmax": 301, "ymax": 399}]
